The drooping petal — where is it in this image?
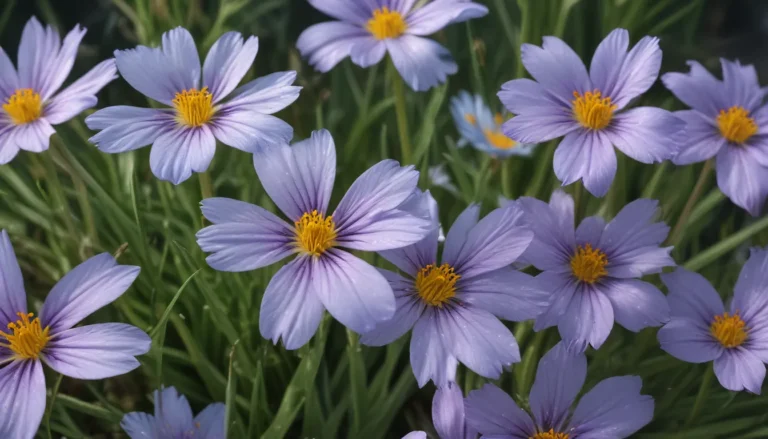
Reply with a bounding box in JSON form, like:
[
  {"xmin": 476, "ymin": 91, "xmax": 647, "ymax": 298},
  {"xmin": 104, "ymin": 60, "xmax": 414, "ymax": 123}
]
[
  {"xmin": 714, "ymin": 348, "xmax": 766, "ymax": 394},
  {"xmin": 378, "ymin": 190, "xmax": 440, "ymax": 276},
  {"xmin": 0, "ymin": 359, "xmax": 46, "ymax": 439},
  {"xmin": 296, "ymin": 22, "xmax": 371, "ymax": 73},
  {"xmin": 444, "ymin": 205, "xmax": 533, "ymax": 279},
  {"xmin": 432, "ymin": 382, "xmax": 467, "ymax": 439},
  {"xmin": 0, "ymin": 47, "xmax": 19, "ymax": 100},
  {"xmin": 86, "ymin": 107, "xmax": 175, "ymax": 153},
  {"xmin": 441, "ymin": 305, "xmax": 521, "ymax": 379},
  {"xmin": 518, "ymin": 191, "xmax": 575, "ymax": 271},
  {"xmin": 121, "ymin": 412, "xmax": 157, "ymax": 439},
  {"xmin": 671, "ymin": 110, "xmax": 726, "ymax": 165},
  {"xmin": 502, "ymin": 111, "xmax": 579, "ymax": 144},
  {"xmin": 13, "ymin": 118, "xmax": 55, "ymax": 153},
  {"xmin": 149, "ymin": 125, "xmax": 216, "ymax": 185},
  {"xmin": 460, "ymin": 268, "xmax": 549, "ymax": 322},
  {"xmin": 557, "ymin": 284, "xmax": 614, "ymax": 352},
  {"xmin": 202, "ymin": 32, "xmax": 259, "ymax": 102},
  {"xmin": 307, "ymin": 0, "xmax": 374, "ymax": 24},
  {"xmin": 534, "ymin": 271, "xmax": 578, "ymax": 331},
  {"xmin": 602, "ymin": 279, "xmax": 670, "ymax": 332},
  {"xmin": 197, "ymin": 198, "xmax": 295, "ymax": 272},
  {"xmin": 662, "ymin": 268, "xmax": 725, "ymax": 323},
  {"xmin": 733, "ymin": 248, "xmax": 768, "ymax": 324},
  {"xmin": 530, "ymin": 342, "xmax": 586, "ymax": 431},
  {"xmin": 441, "ymin": 204, "xmax": 480, "ymax": 268},
  {"xmin": 553, "ymin": 128, "xmax": 616, "ymax": 197},
  {"xmin": 0, "ymin": 229, "xmax": 27, "ymax": 325},
  {"xmin": 716, "ymin": 144, "xmax": 768, "ymax": 216},
  {"xmin": 498, "ymin": 78, "xmax": 565, "ymax": 117},
  {"xmin": 153, "ymin": 387, "xmax": 195, "ymax": 438},
  {"xmin": 410, "ymin": 307, "xmax": 458, "ymax": 387},
  {"xmin": 599, "ymin": 198, "xmax": 669, "ymax": 257},
  {"xmin": 521, "ymin": 36, "xmax": 591, "ymax": 106},
  {"xmin": 589, "ymin": 28, "xmax": 629, "ymax": 106},
  {"xmin": 44, "ymin": 59, "xmax": 117, "ymax": 125},
  {"xmin": 385, "ymin": 35, "xmax": 457, "ymax": 92},
  {"xmin": 253, "ymin": 129, "xmax": 336, "ymax": 220},
  {"xmin": 657, "ymin": 318, "xmax": 723, "ymax": 363},
  {"xmin": 606, "ymin": 107, "xmax": 685, "ymax": 164},
  {"xmin": 194, "ymin": 403, "xmax": 226, "ymax": 439},
  {"xmin": 575, "ymin": 216, "xmax": 605, "ymax": 246},
  {"xmin": 608, "ymin": 35, "xmax": 662, "ymax": 109},
  {"xmin": 360, "ymin": 269, "xmax": 424, "ymax": 346},
  {"xmin": 314, "ymin": 249, "xmax": 395, "ymax": 334},
  {"xmin": 569, "ymin": 376, "xmax": 654, "ymax": 439},
  {"xmin": 42, "ymin": 323, "xmax": 150, "ymax": 379},
  {"xmin": 223, "ymin": 71, "xmax": 301, "ymax": 114},
  {"xmin": 405, "ymin": 0, "xmax": 488, "ymax": 36},
  {"xmin": 259, "ymin": 256, "xmax": 326, "ymax": 350},
  {"xmin": 40, "ymin": 253, "xmax": 140, "ymax": 333},
  {"xmin": 0, "ymin": 124, "xmax": 19, "ymax": 165},
  {"xmin": 661, "ymin": 60, "xmax": 726, "ymax": 117},
  {"xmin": 465, "ymin": 384, "xmax": 537, "ymax": 439}
]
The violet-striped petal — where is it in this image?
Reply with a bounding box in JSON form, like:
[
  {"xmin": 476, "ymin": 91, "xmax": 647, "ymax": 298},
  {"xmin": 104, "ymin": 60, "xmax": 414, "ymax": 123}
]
[
  {"xmin": 569, "ymin": 376, "xmax": 654, "ymax": 438},
  {"xmin": 521, "ymin": 37, "xmax": 590, "ymax": 106},
  {"xmin": 662, "ymin": 268, "xmax": 725, "ymax": 323},
  {"xmin": 714, "ymin": 348, "xmax": 766, "ymax": 394},
  {"xmin": 378, "ymin": 191, "xmax": 440, "ymax": 276},
  {"xmin": 360, "ymin": 269, "xmax": 424, "ymax": 347},
  {"xmin": 410, "ymin": 307, "xmax": 458, "ymax": 387},
  {"xmin": 202, "ymin": 32, "xmax": 259, "ymax": 103},
  {"xmin": 671, "ymin": 110, "xmax": 726, "ymax": 165},
  {"xmin": 606, "ymin": 107, "xmax": 684, "ymax": 164},
  {"xmin": 194, "ymin": 403, "xmax": 226, "ymax": 439},
  {"xmin": 149, "ymin": 125, "xmax": 216, "ymax": 185},
  {"xmin": 14, "ymin": 118, "xmax": 55, "ymax": 153},
  {"xmin": 459, "ymin": 268, "xmax": 549, "ymax": 322},
  {"xmin": 0, "ymin": 359, "xmax": 45, "ymax": 439},
  {"xmin": 0, "ymin": 48, "xmax": 18, "ymax": 99},
  {"xmin": 657, "ymin": 318, "xmax": 723, "ymax": 363},
  {"xmin": 432, "ymin": 382, "xmax": 467, "ymax": 439},
  {"xmin": 121, "ymin": 412, "xmax": 157, "ymax": 439},
  {"xmin": 733, "ymin": 248, "xmax": 768, "ymax": 324},
  {"xmin": 558, "ymin": 284, "xmax": 614, "ymax": 352},
  {"xmin": 385, "ymin": 35, "xmax": 457, "ymax": 92},
  {"xmin": 530, "ymin": 342, "xmax": 586, "ymax": 431},
  {"xmin": 86, "ymin": 107, "xmax": 175, "ymax": 153},
  {"xmin": 45, "ymin": 58, "xmax": 117, "ymax": 125},
  {"xmin": 0, "ymin": 229, "xmax": 26, "ymax": 326},
  {"xmin": 441, "ymin": 204, "xmax": 480, "ymax": 268},
  {"xmin": 465, "ymin": 384, "xmax": 536, "ymax": 438},
  {"xmin": 154, "ymin": 387, "xmax": 195, "ymax": 438},
  {"xmin": 602, "ymin": 279, "xmax": 670, "ymax": 332},
  {"xmin": 553, "ymin": 128, "xmax": 616, "ymax": 197},
  {"xmin": 224, "ymin": 71, "xmax": 301, "ymax": 114},
  {"xmin": 296, "ymin": 22, "xmax": 370, "ymax": 73},
  {"xmin": 599, "ymin": 199, "xmax": 669, "ymax": 256},
  {"xmin": 405, "ymin": 0, "xmax": 488, "ymax": 36},
  {"xmin": 716, "ymin": 144, "xmax": 768, "ymax": 216}
]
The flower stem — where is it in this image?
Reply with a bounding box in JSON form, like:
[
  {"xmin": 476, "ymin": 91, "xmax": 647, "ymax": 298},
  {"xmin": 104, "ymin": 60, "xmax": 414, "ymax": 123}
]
[
  {"xmin": 684, "ymin": 364, "xmax": 714, "ymax": 427},
  {"xmin": 388, "ymin": 59, "xmax": 412, "ymax": 164},
  {"xmin": 668, "ymin": 159, "xmax": 714, "ymax": 246},
  {"xmin": 199, "ymin": 170, "xmax": 214, "ymax": 200},
  {"xmin": 46, "ymin": 373, "xmax": 64, "ymax": 439},
  {"xmin": 501, "ymin": 158, "xmax": 513, "ymax": 198}
]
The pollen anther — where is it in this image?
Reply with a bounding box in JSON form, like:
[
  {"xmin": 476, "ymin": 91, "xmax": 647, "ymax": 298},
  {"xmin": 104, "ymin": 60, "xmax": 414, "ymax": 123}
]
[
  {"xmin": 0, "ymin": 312, "xmax": 50, "ymax": 359},
  {"xmin": 172, "ymin": 86, "xmax": 214, "ymax": 127},
  {"xmin": 366, "ymin": 7, "xmax": 407, "ymax": 40},
  {"xmin": 717, "ymin": 106, "xmax": 758, "ymax": 144},
  {"xmin": 415, "ymin": 263, "xmax": 460, "ymax": 306},
  {"xmin": 710, "ymin": 312, "xmax": 748, "ymax": 348},
  {"xmin": 570, "ymin": 244, "xmax": 608, "ymax": 284},
  {"xmin": 295, "ymin": 210, "xmax": 337, "ymax": 256},
  {"xmin": 3, "ymin": 89, "xmax": 42, "ymax": 125},
  {"xmin": 530, "ymin": 429, "xmax": 569, "ymax": 439},
  {"xmin": 572, "ymin": 89, "xmax": 617, "ymax": 130}
]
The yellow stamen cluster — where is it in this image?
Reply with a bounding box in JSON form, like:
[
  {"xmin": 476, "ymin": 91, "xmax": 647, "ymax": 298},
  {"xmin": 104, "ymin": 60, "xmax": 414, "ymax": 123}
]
[
  {"xmin": 3, "ymin": 88, "xmax": 42, "ymax": 125},
  {"xmin": 295, "ymin": 210, "xmax": 337, "ymax": 256},
  {"xmin": 570, "ymin": 244, "xmax": 608, "ymax": 284},
  {"xmin": 572, "ymin": 90, "xmax": 617, "ymax": 130},
  {"xmin": 366, "ymin": 7, "xmax": 407, "ymax": 40},
  {"xmin": 717, "ymin": 106, "xmax": 757, "ymax": 144},
  {"xmin": 415, "ymin": 263, "xmax": 460, "ymax": 306},
  {"xmin": 710, "ymin": 312, "xmax": 748, "ymax": 348},
  {"xmin": 530, "ymin": 429, "xmax": 570, "ymax": 439},
  {"xmin": 172, "ymin": 86, "xmax": 214, "ymax": 127},
  {"xmin": 464, "ymin": 113, "xmax": 477, "ymax": 125},
  {"xmin": 484, "ymin": 129, "xmax": 516, "ymax": 150},
  {"xmin": 0, "ymin": 312, "xmax": 51, "ymax": 359}
]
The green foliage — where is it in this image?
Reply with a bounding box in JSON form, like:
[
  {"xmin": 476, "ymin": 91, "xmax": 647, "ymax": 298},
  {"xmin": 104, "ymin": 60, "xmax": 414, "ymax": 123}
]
[{"xmin": 2, "ymin": 0, "xmax": 768, "ymax": 437}]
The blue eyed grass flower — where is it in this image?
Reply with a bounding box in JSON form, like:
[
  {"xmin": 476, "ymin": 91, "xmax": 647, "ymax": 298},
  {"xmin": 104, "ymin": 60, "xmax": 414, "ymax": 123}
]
[
  {"xmin": 86, "ymin": 27, "xmax": 301, "ymax": 184},
  {"xmin": 450, "ymin": 91, "xmax": 536, "ymax": 157},
  {"xmin": 0, "ymin": 230, "xmax": 150, "ymax": 439},
  {"xmin": 0, "ymin": 17, "xmax": 117, "ymax": 164},
  {"xmin": 465, "ymin": 342, "xmax": 654, "ymax": 439},
  {"xmin": 662, "ymin": 59, "xmax": 768, "ymax": 215},
  {"xmin": 360, "ymin": 191, "xmax": 548, "ymax": 387},
  {"xmin": 403, "ymin": 382, "xmax": 475, "ymax": 439},
  {"xmin": 196, "ymin": 129, "xmax": 433, "ymax": 349},
  {"xmin": 121, "ymin": 386, "xmax": 224, "ymax": 438},
  {"xmin": 519, "ymin": 190, "xmax": 674, "ymax": 353},
  {"xmin": 499, "ymin": 28, "xmax": 684, "ymax": 197},
  {"xmin": 297, "ymin": 0, "xmax": 488, "ymax": 92},
  {"xmin": 658, "ymin": 248, "xmax": 768, "ymax": 394}
]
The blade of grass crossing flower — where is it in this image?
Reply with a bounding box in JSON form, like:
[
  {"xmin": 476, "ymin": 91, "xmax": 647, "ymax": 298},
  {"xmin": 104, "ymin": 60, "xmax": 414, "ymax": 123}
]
[
  {"xmin": 413, "ymin": 83, "xmax": 448, "ymax": 166},
  {"xmin": 226, "ymin": 341, "xmax": 239, "ymax": 438},
  {"xmin": 388, "ymin": 58, "xmax": 413, "ymax": 164},
  {"xmin": 247, "ymin": 360, "xmax": 267, "ymax": 438},
  {"xmin": 45, "ymin": 373, "xmax": 64, "ymax": 439},
  {"xmin": 346, "ymin": 329, "xmax": 367, "ymax": 435}
]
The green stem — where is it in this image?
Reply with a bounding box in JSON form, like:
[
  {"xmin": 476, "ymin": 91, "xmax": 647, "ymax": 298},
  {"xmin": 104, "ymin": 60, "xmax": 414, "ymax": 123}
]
[
  {"xmin": 46, "ymin": 374, "xmax": 64, "ymax": 439},
  {"xmin": 641, "ymin": 162, "xmax": 668, "ymax": 199},
  {"xmin": 41, "ymin": 147, "xmax": 77, "ymax": 240},
  {"xmin": 668, "ymin": 159, "xmax": 714, "ymax": 246},
  {"xmin": 199, "ymin": 171, "xmax": 214, "ymax": 200},
  {"xmin": 515, "ymin": 329, "xmax": 547, "ymax": 396},
  {"xmin": 684, "ymin": 365, "xmax": 714, "ymax": 427},
  {"xmin": 501, "ymin": 158, "xmax": 513, "ymax": 198},
  {"xmin": 389, "ymin": 60, "xmax": 412, "ymax": 164}
]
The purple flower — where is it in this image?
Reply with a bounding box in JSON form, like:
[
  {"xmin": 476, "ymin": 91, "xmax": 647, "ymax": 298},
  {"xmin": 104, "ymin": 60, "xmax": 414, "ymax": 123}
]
[
  {"xmin": 499, "ymin": 28, "xmax": 684, "ymax": 197},
  {"xmin": 296, "ymin": 0, "xmax": 488, "ymax": 91},
  {"xmin": 450, "ymin": 91, "xmax": 536, "ymax": 157},
  {"xmin": 403, "ymin": 382, "xmax": 476, "ymax": 439},
  {"xmin": 360, "ymin": 191, "xmax": 548, "ymax": 387},
  {"xmin": 465, "ymin": 342, "xmax": 654, "ymax": 439},
  {"xmin": 519, "ymin": 190, "xmax": 674, "ymax": 353},
  {"xmin": 662, "ymin": 59, "xmax": 768, "ymax": 216},
  {"xmin": 121, "ymin": 386, "xmax": 224, "ymax": 438},
  {"xmin": 658, "ymin": 249, "xmax": 768, "ymax": 394},
  {"xmin": 0, "ymin": 17, "xmax": 116, "ymax": 164},
  {"xmin": 196, "ymin": 129, "xmax": 433, "ymax": 349},
  {"xmin": 86, "ymin": 27, "xmax": 301, "ymax": 185},
  {"xmin": 0, "ymin": 230, "xmax": 150, "ymax": 439}
]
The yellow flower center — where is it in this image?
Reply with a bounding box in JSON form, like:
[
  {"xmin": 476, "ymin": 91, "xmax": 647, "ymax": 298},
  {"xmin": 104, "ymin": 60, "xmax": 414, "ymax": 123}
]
[
  {"xmin": 415, "ymin": 263, "xmax": 460, "ymax": 306},
  {"xmin": 716, "ymin": 106, "xmax": 757, "ymax": 144},
  {"xmin": 295, "ymin": 210, "xmax": 337, "ymax": 256},
  {"xmin": 570, "ymin": 244, "xmax": 608, "ymax": 284},
  {"xmin": 494, "ymin": 113, "xmax": 505, "ymax": 126},
  {"xmin": 172, "ymin": 87, "xmax": 214, "ymax": 127},
  {"xmin": 0, "ymin": 312, "xmax": 51, "ymax": 360},
  {"xmin": 572, "ymin": 90, "xmax": 617, "ymax": 130},
  {"xmin": 710, "ymin": 312, "xmax": 747, "ymax": 348},
  {"xmin": 530, "ymin": 429, "xmax": 569, "ymax": 439},
  {"xmin": 464, "ymin": 113, "xmax": 477, "ymax": 125},
  {"xmin": 484, "ymin": 129, "xmax": 516, "ymax": 150},
  {"xmin": 3, "ymin": 89, "xmax": 42, "ymax": 125},
  {"xmin": 366, "ymin": 7, "xmax": 407, "ymax": 40}
]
